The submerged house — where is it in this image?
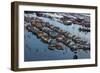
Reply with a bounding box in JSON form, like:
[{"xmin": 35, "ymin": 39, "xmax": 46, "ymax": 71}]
[
  {"xmin": 60, "ymin": 16, "xmax": 72, "ymax": 25},
  {"xmin": 78, "ymin": 27, "xmax": 90, "ymax": 32},
  {"xmin": 49, "ymin": 31, "xmax": 58, "ymax": 38},
  {"xmin": 26, "ymin": 25, "xmax": 32, "ymax": 32},
  {"xmin": 49, "ymin": 39, "xmax": 57, "ymax": 46},
  {"xmin": 63, "ymin": 38, "xmax": 72, "ymax": 46},
  {"xmin": 45, "ymin": 22, "xmax": 51, "ymax": 27},
  {"xmin": 56, "ymin": 34, "xmax": 65, "ymax": 42},
  {"xmin": 58, "ymin": 29, "xmax": 65, "ymax": 34},
  {"xmin": 48, "ymin": 25, "xmax": 55, "ymax": 30},
  {"xmin": 64, "ymin": 32, "xmax": 70, "ymax": 37},
  {"xmin": 42, "ymin": 27, "xmax": 52, "ymax": 34},
  {"xmin": 32, "ymin": 27, "xmax": 39, "ymax": 34},
  {"xmin": 36, "ymin": 31, "xmax": 45, "ymax": 38},
  {"xmin": 48, "ymin": 45, "xmax": 56, "ymax": 50},
  {"xmin": 55, "ymin": 43, "xmax": 63, "ymax": 50},
  {"xmin": 53, "ymin": 26, "xmax": 60, "ymax": 32},
  {"xmin": 41, "ymin": 34, "xmax": 51, "ymax": 43},
  {"xmin": 48, "ymin": 39, "xmax": 63, "ymax": 50},
  {"xmin": 25, "ymin": 25, "xmax": 39, "ymax": 34}
]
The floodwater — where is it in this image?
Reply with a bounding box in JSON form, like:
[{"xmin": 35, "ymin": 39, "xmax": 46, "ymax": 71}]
[{"xmin": 24, "ymin": 13, "xmax": 90, "ymax": 62}]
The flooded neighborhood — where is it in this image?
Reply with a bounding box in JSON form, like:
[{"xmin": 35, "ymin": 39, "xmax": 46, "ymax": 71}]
[{"xmin": 24, "ymin": 11, "xmax": 90, "ymax": 61}]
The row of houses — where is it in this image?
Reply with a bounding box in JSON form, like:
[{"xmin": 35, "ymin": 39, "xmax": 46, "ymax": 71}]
[{"xmin": 25, "ymin": 17, "xmax": 90, "ymax": 51}]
